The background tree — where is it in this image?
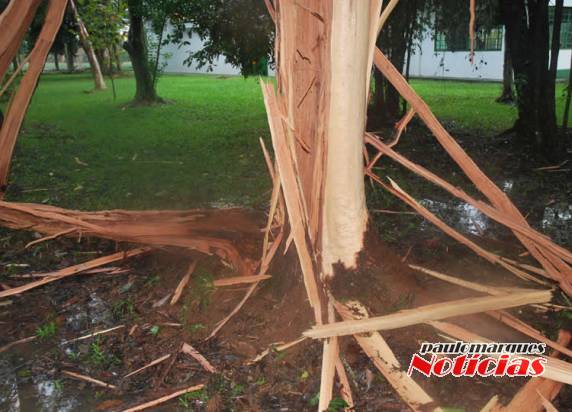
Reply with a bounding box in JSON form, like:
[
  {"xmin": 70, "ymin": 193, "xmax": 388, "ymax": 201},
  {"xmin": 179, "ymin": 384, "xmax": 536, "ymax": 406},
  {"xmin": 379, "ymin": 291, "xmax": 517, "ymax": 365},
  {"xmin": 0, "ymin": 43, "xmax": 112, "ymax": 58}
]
[
  {"xmin": 500, "ymin": 0, "xmax": 566, "ymax": 158},
  {"xmin": 171, "ymin": 0, "xmax": 274, "ymax": 76}
]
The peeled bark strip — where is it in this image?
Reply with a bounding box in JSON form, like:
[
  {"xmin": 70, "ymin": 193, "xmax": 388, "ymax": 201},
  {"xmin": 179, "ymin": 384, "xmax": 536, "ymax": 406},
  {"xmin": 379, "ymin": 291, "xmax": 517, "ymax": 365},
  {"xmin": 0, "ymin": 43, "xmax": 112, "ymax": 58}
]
[
  {"xmin": 0, "ymin": 0, "xmax": 68, "ymax": 194},
  {"xmin": 321, "ymin": 0, "xmax": 370, "ymax": 276},
  {"xmin": 69, "ymin": 0, "xmax": 107, "ymax": 91}
]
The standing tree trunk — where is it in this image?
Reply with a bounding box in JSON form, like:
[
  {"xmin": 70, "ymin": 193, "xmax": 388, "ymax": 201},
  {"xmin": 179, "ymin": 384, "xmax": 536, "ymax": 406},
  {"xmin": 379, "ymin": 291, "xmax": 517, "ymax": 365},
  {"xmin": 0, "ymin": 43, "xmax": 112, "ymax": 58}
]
[
  {"xmin": 124, "ymin": 0, "xmax": 161, "ymax": 105},
  {"xmin": 112, "ymin": 44, "xmax": 122, "ymax": 73},
  {"xmin": 69, "ymin": 0, "xmax": 106, "ymax": 90},
  {"xmin": 496, "ymin": 29, "xmax": 515, "ymax": 103},
  {"xmin": 501, "ymin": 0, "xmax": 565, "ymax": 158},
  {"xmin": 563, "ymin": 50, "xmax": 572, "ymax": 128},
  {"xmin": 64, "ymin": 42, "xmax": 75, "ymax": 72},
  {"xmin": 53, "ymin": 52, "xmax": 60, "ymax": 71}
]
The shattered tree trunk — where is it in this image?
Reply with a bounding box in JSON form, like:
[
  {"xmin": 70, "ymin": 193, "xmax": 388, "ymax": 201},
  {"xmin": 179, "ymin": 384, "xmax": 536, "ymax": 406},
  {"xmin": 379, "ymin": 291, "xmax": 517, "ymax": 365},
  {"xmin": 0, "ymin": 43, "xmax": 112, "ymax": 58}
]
[
  {"xmin": 270, "ymin": 0, "xmax": 375, "ymax": 278},
  {"xmin": 69, "ymin": 0, "xmax": 107, "ymax": 91}
]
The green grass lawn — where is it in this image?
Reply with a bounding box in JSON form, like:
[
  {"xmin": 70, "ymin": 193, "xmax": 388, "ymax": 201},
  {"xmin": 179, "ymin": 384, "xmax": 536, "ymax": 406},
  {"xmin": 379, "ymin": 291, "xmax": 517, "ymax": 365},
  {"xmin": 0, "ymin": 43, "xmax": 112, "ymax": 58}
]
[{"xmin": 3, "ymin": 72, "xmax": 571, "ymax": 211}]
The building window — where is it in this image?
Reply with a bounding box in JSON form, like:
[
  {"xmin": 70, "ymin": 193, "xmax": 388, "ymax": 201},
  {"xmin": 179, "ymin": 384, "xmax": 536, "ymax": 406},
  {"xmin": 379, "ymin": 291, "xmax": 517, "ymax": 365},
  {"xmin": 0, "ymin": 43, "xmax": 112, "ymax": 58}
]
[
  {"xmin": 549, "ymin": 7, "xmax": 572, "ymax": 49},
  {"xmin": 434, "ymin": 26, "xmax": 503, "ymax": 52}
]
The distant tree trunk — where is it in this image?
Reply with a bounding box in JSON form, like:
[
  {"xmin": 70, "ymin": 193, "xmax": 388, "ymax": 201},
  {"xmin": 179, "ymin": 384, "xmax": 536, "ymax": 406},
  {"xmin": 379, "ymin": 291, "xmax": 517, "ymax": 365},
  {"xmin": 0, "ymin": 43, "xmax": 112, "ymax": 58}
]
[
  {"xmin": 69, "ymin": 0, "xmax": 106, "ymax": 90},
  {"xmin": 496, "ymin": 30, "xmax": 514, "ymax": 103},
  {"xmin": 152, "ymin": 17, "xmax": 167, "ymax": 87},
  {"xmin": 53, "ymin": 52, "xmax": 60, "ymax": 71},
  {"xmin": 112, "ymin": 44, "xmax": 122, "ymax": 73},
  {"xmin": 501, "ymin": 0, "xmax": 565, "ymax": 158},
  {"xmin": 124, "ymin": 0, "xmax": 161, "ymax": 105},
  {"xmin": 563, "ymin": 51, "xmax": 572, "ymax": 128},
  {"xmin": 64, "ymin": 42, "xmax": 75, "ymax": 72}
]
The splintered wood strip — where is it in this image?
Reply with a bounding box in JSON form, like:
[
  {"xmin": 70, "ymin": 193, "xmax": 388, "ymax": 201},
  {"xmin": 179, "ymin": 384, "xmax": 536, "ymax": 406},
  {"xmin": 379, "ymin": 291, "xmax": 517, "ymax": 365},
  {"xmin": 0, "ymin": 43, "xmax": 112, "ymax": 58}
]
[
  {"xmin": 0, "ymin": 248, "xmax": 150, "ymax": 299},
  {"xmin": 206, "ymin": 282, "xmax": 258, "ymax": 340},
  {"xmin": 170, "ymin": 261, "xmax": 197, "ymax": 305},
  {"xmin": 429, "ymin": 322, "xmax": 572, "ymax": 385},
  {"xmin": 377, "ymin": 0, "xmax": 401, "ymax": 34},
  {"xmin": 0, "ymin": 52, "xmax": 31, "ymax": 99},
  {"xmin": 0, "ymin": 335, "xmax": 36, "ymax": 353},
  {"xmin": 25, "ymin": 228, "xmax": 77, "ymax": 249},
  {"xmin": 318, "ymin": 300, "xmax": 338, "ymax": 412},
  {"xmin": 335, "ymin": 300, "xmax": 440, "ymax": 411},
  {"xmin": 62, "ymin": 325, "xmax": 125, "ymax": 344},
  {"xmin": 248, "ymin": 336, "xmax": 307, "ymax": 364},
  {"xmin": 260, "ymin": 81, "xmax": 324, "ymax": 324},
  {"xmin": 124, "ymin": 354, "xmax": 171, "ymax": 379},
  {"xmin": 372, "ymin": 47, "xmax": 572, "ymax": 293},
  {"xmin": 371, "ymin": 175, "xmax": 546, "ymax": 285},
  {"xmin": 469, "ymin": 0, "xmax": 476, "ymax": 63},
  {"xmin": 0, "ymin": 202, "xmax": 256, "ymax": 275},
  {"xmin": 486, "ymin": 311, "xmax": 572, "ymax": 358},
  {"xmin": 121, "ymin": 384, "xmax": 205, "ymax": 412},
  {"xmin": 181, "ymin": 343, "xmax": 216, "ymax": 373},
  {"xmin": 305, "ymin": 289, "xmax": 552, "ymax": 339},
  {"xmin": 536, "ymin": 391, "xmax": 560, "ymax": 412},
  {"xmin": 0, "ymin": 0, "xmax": 69, "ymax": 192},
  {"xmin": 335, "ymin": 357, "xmax": 354, "ymax": 410},
  {"xmin": 366, "ymin": 137, "xmax": 572, "ymax": 275},
  {"xmin": 213, "ymin": 274, "xmax": 271, "ymax": 287},
  {"xmin": 62, "ymin": 370, "xmax": 117, "ymax": 390},
  {"xmin": 0, "ymin": 0, "xmax": 41, "ymax": 78}
]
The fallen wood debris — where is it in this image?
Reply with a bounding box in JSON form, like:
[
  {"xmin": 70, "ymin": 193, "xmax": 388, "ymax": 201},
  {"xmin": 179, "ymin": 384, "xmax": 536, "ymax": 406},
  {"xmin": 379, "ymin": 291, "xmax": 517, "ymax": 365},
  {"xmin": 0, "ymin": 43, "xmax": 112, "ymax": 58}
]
[
  {"xmin": 0, "ymin": 248, "xmax": 150, "ymax": 299},
  {"xmin": 335, "ymin": 300, "xmax": 441, "ymax": 411},
  {"xmin": 213, "ymin": 274, "xmax": 272, "ymax": 287},
  {"xmin": 62, "ymin": 370, "xmax": 117, "ymax": 390},
  {"xmin": 62, "ymin": 325, "xmax": 125, "ymax": 345},
  {"xmin": 0, "ymin": 335, "xmax": 36, "ymax": 354},
  {"xmin": 121, "ymin": 384, "xmax": 205, "ymax": 412},
  {"xmin": 248, "ymin": 336, "xmax": 307, "ymax": 364},
  {"xmin": 181, "ymin": 342, "xmax": 216, "ymax": 373},
  {"xmin": 305, "ymin": 289, "xmax": 551, "ymax": 339},
  {"xmin": 170, "ymin": 261, "xmax": 197, "ymax": 305},
  {"xmin": 124, "ymin": 354, "xmax": 171, "ymax": 379}
]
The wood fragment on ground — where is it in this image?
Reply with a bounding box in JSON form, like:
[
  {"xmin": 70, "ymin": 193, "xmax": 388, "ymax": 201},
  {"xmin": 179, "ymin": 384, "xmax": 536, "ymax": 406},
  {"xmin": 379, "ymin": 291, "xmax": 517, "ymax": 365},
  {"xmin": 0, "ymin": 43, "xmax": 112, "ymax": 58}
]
[
  {"xmin": 62, "ymin": 325, "xmax": 125, "ymax": 345},
  {"xmin": 248, "ymin": 336, "xmax": 307, "ymax": 364},
  {"xmin": 124, "ymin": 354, "xmax": 171, "ymax": 379},
  {"xmin": 170, "ymin": 261, "xmax": 197, "ymax": 305},
  {"xmin": 0, "ymin": 248, "xmax": 150, "ymax": 299},
  {"xmin": 120, "ymin": 384, "xmax": 205, "ymax": 412},
  {"xmin": 62, "ymin": 370, "xmax": 117, "ymax": 389},
  {"xmin": 305, "ymin": 289, "xmax": 552, "ymax": 339},
  {"xmin": 335, "ymin": 300, "xmax": 441, "ymax": 411},
  {"xmin": 181, "ymin": 342, "xmax": 216, "ymax": 373},
  {"xmin": 213, "ymin": 274, "xmax": 271, "ymax": 287},
  {"xmin": 0, "ymin": 335, "xmax": 36, "ymax": 353}
]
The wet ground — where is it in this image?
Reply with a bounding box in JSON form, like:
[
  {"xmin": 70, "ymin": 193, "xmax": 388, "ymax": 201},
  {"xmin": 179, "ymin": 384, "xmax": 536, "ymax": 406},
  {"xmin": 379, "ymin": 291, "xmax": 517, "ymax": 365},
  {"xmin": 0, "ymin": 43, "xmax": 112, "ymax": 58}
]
[{"xmin": 1, "ymin": 123, "xmax": 571, "ymax": 411}]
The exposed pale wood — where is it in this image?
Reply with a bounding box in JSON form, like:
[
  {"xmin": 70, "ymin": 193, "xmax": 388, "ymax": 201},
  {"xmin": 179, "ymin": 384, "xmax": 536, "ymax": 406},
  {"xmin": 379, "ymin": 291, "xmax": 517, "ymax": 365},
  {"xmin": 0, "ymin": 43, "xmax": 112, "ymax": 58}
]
[
  {"xmin": 124, "ymin": 354, "xmax": 171, "ymax": 379},
  {"xmin": 318, "ymin": 300, "xmax": 338, "ymax": 411},
  {"xmin": 335, "ymin": 300, "xmax": 440, "ymax": 411},
  {"xmin": 62, "ymin": 370, "xmax": 117, "ymax": 389},
  {"xmin": 0, "ymin": 248, "xmax": 150, "ymax": 298},
  {"xmin": 305, "ymin": 289, "xmax": 551, "ymax": 339},
  {"xmin": 121, "ymin": 384, "xmax": 205, "ymax": 412},
  {"xmin": 213, "ymin": 274, "xmax": 271, "ymax": 287},
  {"xmin": 170, "ymin": 261, "xmax": 197, "ymax": 305},
  {"xmin": 249, "ymin": 336, "xmax": 307, "ymax": 364},
  {"xmin": 181, "ymin": 342, "xmax": 216, "ymax": 373},
  {"xmin": 25, "ymin": 228, "xmax": 76, "ymax": 249},
  {"xmin": 335, "ymin": 358, "xmax": 354, "ymax": 411},
  {"xmin": 321, "ymin": 0, "xmax": 371, "ymax": 276}
]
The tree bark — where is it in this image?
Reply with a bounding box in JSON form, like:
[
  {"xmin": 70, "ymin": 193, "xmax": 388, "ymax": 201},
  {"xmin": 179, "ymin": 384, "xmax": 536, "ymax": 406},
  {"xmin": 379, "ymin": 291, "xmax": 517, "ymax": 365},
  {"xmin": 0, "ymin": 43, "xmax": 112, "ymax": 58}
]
[
  {"xmin": 496, "ymin": 29, "xmax": 514, "ymax": 103},
  {"xmin": 501, "ymin": 0, "xmax": 564, "ymax": 158},
  {"xmin": 124, "ymin": 0, "xmax": 161, "ymax": 105},
  {"xmin": 64, "ymin": 42, "xmax": 75, "ymax": 72},
  {"xmin": 69, "ymin": 0, "xmax": 106, "ymax": 90},
  {"xmin": 53, "ymin": 52, "xmax": 60, "ymax": 71},
  {"xmin": 563, "ymin": 50, "xmax": 572, "ymax": 128},
  {"xmin": 321, "ymin": 0, "xmax": 370, "ymax": 276},
  {"xmin": 112, "ymin": 44, "xmax": 122, "ymax": 73}
]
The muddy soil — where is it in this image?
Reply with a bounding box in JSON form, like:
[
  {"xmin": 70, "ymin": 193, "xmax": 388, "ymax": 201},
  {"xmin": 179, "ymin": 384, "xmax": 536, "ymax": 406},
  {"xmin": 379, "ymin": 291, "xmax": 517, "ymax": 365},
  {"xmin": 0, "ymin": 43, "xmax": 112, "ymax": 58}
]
[{"xmin": 1, "ymin": 123, "xmax": 571, "ymax": 411}]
